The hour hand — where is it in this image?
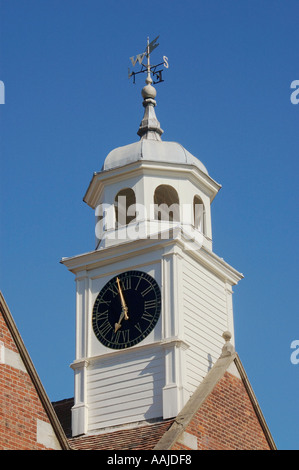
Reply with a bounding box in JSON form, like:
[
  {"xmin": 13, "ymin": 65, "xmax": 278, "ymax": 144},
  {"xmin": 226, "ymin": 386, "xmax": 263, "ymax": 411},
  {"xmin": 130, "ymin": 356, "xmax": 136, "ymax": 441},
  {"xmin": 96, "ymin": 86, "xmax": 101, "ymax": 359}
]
[{"xmin": 115, "ymin": 310, "xmax": 125, "ymax": 332}]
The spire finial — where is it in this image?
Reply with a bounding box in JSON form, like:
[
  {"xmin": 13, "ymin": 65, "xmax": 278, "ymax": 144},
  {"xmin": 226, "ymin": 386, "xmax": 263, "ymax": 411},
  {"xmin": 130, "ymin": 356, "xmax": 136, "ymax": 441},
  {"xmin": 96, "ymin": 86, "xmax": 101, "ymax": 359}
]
[
  {"xmin": 128, "ymin": 36, "xmax": 169, "ymax": 141},
  {"xmin": 221, "ymin": 331, "xmax": 235, "ymax": 357}
]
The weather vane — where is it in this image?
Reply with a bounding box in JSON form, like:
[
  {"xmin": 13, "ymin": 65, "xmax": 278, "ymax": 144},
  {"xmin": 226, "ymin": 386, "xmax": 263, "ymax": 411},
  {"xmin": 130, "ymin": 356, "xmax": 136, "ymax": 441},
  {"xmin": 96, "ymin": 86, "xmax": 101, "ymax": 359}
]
[{"xmin": 128, "ymin": 36, "xmax": 169, "ymax": 85}]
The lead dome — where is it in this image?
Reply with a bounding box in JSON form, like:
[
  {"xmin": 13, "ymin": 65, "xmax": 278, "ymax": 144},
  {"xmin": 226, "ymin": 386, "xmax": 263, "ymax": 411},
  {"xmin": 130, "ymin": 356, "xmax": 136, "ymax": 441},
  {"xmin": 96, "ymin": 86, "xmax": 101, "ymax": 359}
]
[{"xmin": 102, "ymin": 139, "xmax": 209, "ymax": 174}]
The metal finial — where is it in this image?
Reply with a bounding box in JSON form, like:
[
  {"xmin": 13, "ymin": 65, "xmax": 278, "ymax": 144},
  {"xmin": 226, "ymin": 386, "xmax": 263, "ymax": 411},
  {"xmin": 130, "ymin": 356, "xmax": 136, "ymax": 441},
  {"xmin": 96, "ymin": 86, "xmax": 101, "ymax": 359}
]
[{"xmin": 129, "ymin": 36, "xmax": 168, "ymax": 141}]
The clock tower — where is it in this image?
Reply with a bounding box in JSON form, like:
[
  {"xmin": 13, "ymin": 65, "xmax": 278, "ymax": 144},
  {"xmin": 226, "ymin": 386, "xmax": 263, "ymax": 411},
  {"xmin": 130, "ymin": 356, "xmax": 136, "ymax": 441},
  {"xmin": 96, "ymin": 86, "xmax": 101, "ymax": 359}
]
[{"xmin": 61, "ymin": 39, "xmax": 243, "ymax": 438}]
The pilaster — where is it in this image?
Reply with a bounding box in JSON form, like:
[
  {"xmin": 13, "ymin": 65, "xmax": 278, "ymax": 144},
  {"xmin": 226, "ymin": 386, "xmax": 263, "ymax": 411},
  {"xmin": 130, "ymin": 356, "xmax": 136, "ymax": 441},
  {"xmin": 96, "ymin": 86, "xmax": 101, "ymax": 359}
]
[
  {"xmin": 75, "ymin": 271, "xmax": 90, "ymax": 360},
  {"xmin": 161, "ymin": 244, "xmax": 189, "ymax": 418},
  {"xmin": 162, "ymin": 339, "xmax": 190, "ymax": 419},
  {"xmin": 70, "ymin": 359, "xmax": 89, "ymax": 436}
]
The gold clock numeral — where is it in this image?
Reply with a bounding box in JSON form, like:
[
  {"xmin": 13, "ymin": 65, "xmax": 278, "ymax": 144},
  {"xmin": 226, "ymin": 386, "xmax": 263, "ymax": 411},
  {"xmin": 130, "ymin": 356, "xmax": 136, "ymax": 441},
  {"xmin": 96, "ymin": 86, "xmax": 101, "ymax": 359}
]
[
  {"xmin": 144, "ymin": 300, "xmax": 156, "ymax": 309},
  {"xmin": 135, "ymin": 275, "xmax": 143, "ymax": 291},
  {"xmin": 134, "ymin": 322, "xmax": 142, "ymax": 334},
  {"xmin": 107, "ymin": 284, "xmax": 119, "ymax": 298},
  {"xmin": 112, "ymin": 330, "xmax": 121, "ymax": 343},
  {"xmin": 121, "ymin": 329, "xmax": 130, "ymax": 343},
  {"xmin": 121, "ymin": 276, "xmax": 131, "ymax": 291},
  {"xmin": 99, "ymin": 319, "xmax": 113, "ymax": 337},
  {"xmin": 141, "ymin": 311, "xmax": 153, "ymax": 322},
  {"xmin": 111, "ymin": 328, "xmax": 130, "ymax": 344},
  {"xmin": 95, "ymin": 310, "xmax": 108, "ymax": 321},
  {"xmin": 98, "ymin": 299, "xmax": 111, "ymax": 306},
  {"xmin": 141, "ymin": 285, "xmax": 152, "ymax": 297}
]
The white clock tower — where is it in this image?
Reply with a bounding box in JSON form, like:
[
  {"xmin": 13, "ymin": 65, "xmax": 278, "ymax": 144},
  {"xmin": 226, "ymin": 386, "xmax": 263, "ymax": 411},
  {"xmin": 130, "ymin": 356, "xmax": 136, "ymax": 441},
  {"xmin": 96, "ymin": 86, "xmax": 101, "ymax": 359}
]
[{"xmin": 61, "ymin": 39, "xmax": 243, "ymax": 438}]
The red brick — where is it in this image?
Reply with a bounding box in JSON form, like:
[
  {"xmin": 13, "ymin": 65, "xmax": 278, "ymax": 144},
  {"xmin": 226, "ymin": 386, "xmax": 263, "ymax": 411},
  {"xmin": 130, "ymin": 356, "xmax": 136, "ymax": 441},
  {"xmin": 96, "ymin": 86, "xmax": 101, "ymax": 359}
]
[
  {"xmin": 171, "ymin": 371, "xmax": 271, "ymax": 450},
  {"xmin": 0, "ymin": 306, "xmax": 58, "ymax": 449}
]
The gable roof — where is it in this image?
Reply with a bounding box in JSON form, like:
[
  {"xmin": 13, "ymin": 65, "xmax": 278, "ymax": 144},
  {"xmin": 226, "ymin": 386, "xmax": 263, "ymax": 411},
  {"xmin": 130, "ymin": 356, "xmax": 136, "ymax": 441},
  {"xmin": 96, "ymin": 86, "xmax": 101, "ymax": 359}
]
[
  {"xmin": 154, "ymin": 349, "xmax": 276, "ymax": 450},
  {"xmin": 0, "ymin": 292, "xmax": 70, "ymax": 450}
]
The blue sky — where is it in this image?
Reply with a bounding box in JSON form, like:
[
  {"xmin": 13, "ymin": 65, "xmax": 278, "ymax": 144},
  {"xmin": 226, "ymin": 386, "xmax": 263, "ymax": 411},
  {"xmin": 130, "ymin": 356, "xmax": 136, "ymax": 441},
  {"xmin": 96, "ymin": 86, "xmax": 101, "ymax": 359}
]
[{"xmin": 0, "ymin": 0, "xmax": 298, "ymax": 450}]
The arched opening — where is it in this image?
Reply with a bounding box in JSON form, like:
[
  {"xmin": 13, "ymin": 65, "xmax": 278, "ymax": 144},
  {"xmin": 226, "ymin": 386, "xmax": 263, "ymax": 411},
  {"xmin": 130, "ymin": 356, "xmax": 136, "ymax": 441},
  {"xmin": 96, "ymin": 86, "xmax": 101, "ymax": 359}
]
[
  {"xmin": 193, "ymin": 195, "xmax": 205, "ymax": 233},
  {"xmin": 154, "ymin": 185, "xmax": 180, "ymax": 222},
  {"xmin": 115, "ymin": 188, "xmax": 136, "ymax": 227}
]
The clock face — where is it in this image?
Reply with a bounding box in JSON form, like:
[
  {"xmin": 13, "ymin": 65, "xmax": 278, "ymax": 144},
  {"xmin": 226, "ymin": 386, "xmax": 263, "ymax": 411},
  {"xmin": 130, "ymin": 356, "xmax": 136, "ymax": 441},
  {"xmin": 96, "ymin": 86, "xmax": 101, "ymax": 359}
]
[{"xmin": 92, "ymin": 270, "xmax": 161, "ymax": 350}]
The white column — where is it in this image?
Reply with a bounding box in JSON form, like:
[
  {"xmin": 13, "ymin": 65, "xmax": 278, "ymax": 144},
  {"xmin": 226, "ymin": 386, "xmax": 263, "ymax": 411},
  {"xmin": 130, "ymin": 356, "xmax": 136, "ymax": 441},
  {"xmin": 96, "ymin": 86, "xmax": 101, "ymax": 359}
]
[
  {"xmin": 71, "ymin": 270, "xmax": 90, "ymax": 436},
  {"xmin": 162, "ymin": 340, "xmax": 189, "ymax": 419},
  {"xmin": 71, "ymin": 359, "xmax": 89, "ymax": 436},
  {"xmin": 162, "ymin": 244, "xmax": 184, "ymax": 338},
  {"xmin": 75, "ymin": 270, "xmax": 89, "ymax": 360},
  {"xmin": 161, "ymin": 244, "xmax": 189, "ymax": 418}
]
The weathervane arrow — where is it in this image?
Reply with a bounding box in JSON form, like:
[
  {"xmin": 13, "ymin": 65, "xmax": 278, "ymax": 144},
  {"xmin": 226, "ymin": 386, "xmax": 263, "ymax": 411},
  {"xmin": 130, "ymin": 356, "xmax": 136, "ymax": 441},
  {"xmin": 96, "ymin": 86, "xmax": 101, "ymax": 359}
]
[{"xmin": 147, "ymin": 35, "xmax": 160, "ymax": 55}]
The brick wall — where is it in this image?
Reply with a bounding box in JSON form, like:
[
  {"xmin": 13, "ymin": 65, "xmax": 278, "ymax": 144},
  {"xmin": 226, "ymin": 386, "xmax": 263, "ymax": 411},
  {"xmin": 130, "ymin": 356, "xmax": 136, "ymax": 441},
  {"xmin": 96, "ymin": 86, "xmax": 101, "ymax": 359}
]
[
  {"xmin": 171, "ymin": 371, "xmax": 271, "ymax": 450},
  {"xmin": 0, "ymin": 312, "xmax": 58, "ymax": 450}
]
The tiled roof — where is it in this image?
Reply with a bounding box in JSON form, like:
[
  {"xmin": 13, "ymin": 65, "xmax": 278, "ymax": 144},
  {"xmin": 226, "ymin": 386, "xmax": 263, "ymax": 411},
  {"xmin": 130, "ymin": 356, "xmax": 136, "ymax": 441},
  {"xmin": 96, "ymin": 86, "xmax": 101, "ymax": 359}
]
[
  {"xmin": 68, "ymin": 419, "xmax": 175, "ymax": 450},
  {"xmin": 52, "ymin": 398, "xmax": 74, "ymax": 439},
  {"xmin": 52, "ymin": 397, "xmax": 174, "ymax": 450}
]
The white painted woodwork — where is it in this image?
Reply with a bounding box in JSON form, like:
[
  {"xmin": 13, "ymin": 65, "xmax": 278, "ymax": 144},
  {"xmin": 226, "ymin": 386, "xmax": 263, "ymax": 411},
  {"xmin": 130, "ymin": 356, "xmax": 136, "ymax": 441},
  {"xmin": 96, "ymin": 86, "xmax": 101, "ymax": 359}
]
[
  {"xmin": 182, "ymin": 253, "xmax": 229, "ymax": 395},
  {"xmin": 87, "ymin": 346, "xmax": 164, "ymax": 431},
  {"xmin": 62, "ymin": 137, "xmax": 243, "ymax": 436}
]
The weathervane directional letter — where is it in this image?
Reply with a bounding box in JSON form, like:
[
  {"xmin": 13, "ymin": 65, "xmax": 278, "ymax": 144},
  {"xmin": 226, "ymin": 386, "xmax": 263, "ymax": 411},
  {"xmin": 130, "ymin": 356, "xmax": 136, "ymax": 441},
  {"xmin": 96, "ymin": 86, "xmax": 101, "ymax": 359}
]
[{"xmin": 130, "ymin": 52, "xmax": 146, "ymax": 67}]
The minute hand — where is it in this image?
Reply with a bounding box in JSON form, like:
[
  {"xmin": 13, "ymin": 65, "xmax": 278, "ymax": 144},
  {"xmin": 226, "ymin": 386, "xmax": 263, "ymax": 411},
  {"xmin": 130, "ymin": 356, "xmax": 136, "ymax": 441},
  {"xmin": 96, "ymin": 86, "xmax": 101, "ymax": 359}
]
[{"xmin": 116, "ymin": 277, "xmax": 129, "ymax": 320}]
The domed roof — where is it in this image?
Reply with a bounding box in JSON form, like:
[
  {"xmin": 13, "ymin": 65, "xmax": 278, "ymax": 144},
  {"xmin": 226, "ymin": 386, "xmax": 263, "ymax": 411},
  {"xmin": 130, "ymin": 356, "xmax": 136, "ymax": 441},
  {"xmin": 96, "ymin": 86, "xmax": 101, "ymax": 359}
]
[{"xmin": 102, "ymin": 139, "xmax": 208, "ymax": 175}]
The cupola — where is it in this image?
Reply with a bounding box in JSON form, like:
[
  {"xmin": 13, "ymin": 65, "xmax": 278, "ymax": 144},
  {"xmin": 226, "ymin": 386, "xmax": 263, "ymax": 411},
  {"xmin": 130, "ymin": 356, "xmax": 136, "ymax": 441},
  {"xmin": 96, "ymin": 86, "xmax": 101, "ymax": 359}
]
[{"xmin": 84, "ymin": 52, "xmax": 221, "ymax": 252}]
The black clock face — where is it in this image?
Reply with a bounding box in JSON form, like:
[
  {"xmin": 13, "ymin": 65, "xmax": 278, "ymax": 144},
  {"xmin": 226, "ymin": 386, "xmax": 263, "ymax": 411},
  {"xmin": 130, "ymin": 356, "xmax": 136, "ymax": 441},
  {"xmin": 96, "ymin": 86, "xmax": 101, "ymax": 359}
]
[{"xmin": 92, "ymin": 270, "xmax": 161, "ymax": 350}]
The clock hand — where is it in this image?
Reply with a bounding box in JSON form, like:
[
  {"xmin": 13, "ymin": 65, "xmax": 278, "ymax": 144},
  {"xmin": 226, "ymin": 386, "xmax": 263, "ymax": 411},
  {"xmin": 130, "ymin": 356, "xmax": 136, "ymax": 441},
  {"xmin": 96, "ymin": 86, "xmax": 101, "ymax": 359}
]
[
  {"xmin": 116, "ymin": 277, "xmax": 129, "ymax": 320},
  {"xmin": 114, "ymin": 310, "xmax": 125, "ymax": 333}
]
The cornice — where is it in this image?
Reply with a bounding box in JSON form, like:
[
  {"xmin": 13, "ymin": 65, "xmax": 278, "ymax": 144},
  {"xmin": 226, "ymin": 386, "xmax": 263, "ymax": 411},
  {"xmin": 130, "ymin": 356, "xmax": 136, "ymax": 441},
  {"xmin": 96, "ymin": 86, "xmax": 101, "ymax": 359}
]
[
  {"xmin": 84, "ymin": 160, "xmax": 221, "ymax": 209},
  {"xmin": 70, "ymin": 337, "xmax": 190, "ymax": 369},
  {"xmin": 60, "ymin": 235, "xmax": 177, "ymax": 274},
  {"xmin": 61, "ymin": 228, "xmax": 243, "ymax": 286},
  {"xmin": 188, "ymin": 243, "xmax": 244, "ymax": 285}
]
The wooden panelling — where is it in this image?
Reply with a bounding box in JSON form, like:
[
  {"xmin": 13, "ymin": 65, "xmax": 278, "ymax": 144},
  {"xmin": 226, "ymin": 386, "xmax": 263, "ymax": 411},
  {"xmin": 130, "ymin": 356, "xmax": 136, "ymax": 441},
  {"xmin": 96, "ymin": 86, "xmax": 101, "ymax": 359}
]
[
  {"xmin": 87, "ymin": 348, "xmax": 164, "ymax": 431},
  {"xmin": 182, "ymin": 256, "xmax": 227, "ymax": 395}
]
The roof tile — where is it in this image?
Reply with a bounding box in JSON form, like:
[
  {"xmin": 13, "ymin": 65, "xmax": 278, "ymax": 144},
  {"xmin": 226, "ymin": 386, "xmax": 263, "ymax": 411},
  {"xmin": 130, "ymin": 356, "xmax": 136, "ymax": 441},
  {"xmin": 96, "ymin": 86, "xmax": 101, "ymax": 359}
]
[{"xmin": 68, "ymin": 419, "xmax": 175, "ymax": 450}]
